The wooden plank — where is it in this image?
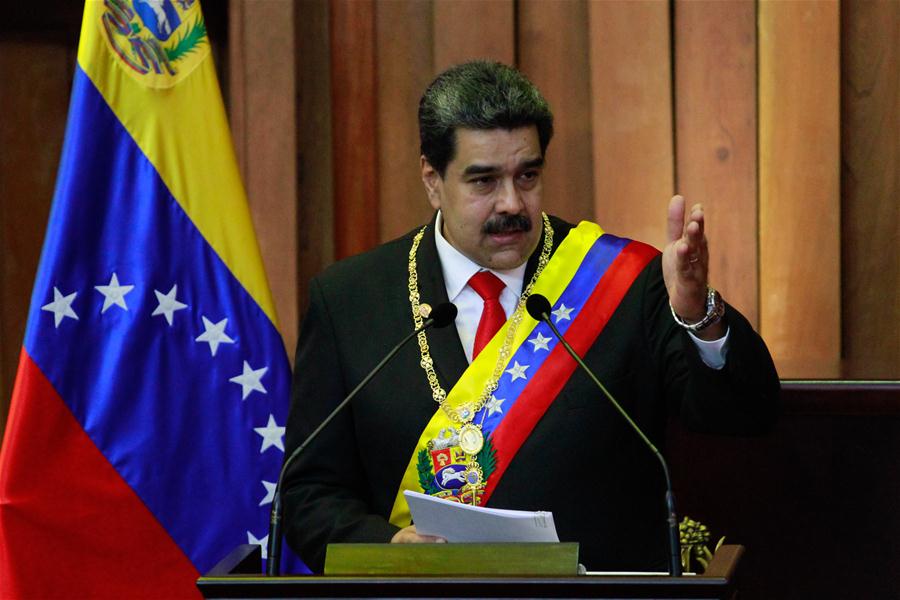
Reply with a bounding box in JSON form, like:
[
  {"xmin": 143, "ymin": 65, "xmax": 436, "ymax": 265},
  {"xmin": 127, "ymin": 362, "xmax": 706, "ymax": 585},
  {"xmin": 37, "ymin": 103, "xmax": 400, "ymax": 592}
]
[
  {"xmin": 296, "ymin": 0, "xmax": 336, "ymax": 319},
  {"xmin": 759, "ymin": 0, "xmax": 841, "ymax": 378},
  {"xmin": 518, "ymin": 0, "xmax": 595, "ymax": 224},
  {"xmin": 432, "ymin": 0, "xmax": 514, "ymax": 73},
  {"xmin": 840, "ymin": 0, "xmax": 900, "ymax": 378},
  {"xmin": 331, "ymin": 0, "xmax": 379, "ymax": 259},
  {"xmin": 588, "ymin": 0, "xmax": 674, "ymax": 248},
  {"xmin": 0, "ymin": 41, "xmax": 71, "ymax": 437},
  {"xmin": 674, "ymin": 0, "xmax": 759, "ymax": 327},
  {"xmin": 375, "ymin": 0, "xmax": 435, "ymax": 242},
  {"xmin": 228, "ymin": 0, "xmax": 298, "ymax": 357}
]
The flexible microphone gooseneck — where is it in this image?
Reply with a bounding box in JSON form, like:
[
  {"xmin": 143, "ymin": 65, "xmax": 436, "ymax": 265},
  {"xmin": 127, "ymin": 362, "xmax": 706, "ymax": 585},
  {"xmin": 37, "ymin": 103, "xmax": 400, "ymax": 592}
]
[
  {"xmin": 265, "ymin": 302, "xmax": 458, "ymax": 576},
  {"xmin": 525, "ymin": 294, "xmax": 682, "ymax": 577}
]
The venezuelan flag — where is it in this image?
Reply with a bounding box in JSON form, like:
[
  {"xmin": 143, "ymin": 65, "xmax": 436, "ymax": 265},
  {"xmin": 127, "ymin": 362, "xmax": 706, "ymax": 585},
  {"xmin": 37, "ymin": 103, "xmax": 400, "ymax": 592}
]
[{"xmin": 0, "ymin": 1, "xmax": 292, "ymax": 596}]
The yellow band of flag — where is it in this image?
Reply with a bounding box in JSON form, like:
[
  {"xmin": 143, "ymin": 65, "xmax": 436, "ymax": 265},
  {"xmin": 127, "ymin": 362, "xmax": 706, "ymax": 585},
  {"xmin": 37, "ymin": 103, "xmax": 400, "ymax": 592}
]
[{"xmin": 76, "ymin": 1, "xmax": 278, "ymax": 326}]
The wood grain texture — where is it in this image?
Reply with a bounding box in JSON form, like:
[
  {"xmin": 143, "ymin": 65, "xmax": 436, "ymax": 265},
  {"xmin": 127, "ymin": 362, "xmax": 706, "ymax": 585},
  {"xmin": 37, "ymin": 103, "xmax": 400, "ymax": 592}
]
[
  {"xmin": 0, "ymin": 41, "xmax": 72, "ymax": 437},
  {"xmin": 331, "ymin": 0, "xmax": 379, "ymax": 259},
  {"xmin": 840, "ymin": 0, "xmax": 900, "ymax": 378},
  {"xmin": 229, "ymin": 0, "xmax": 298, "ymax": 357},
  {"xmin": 296, "ymin": 0, "xmax": 335, "ymax": 320},
  {"xmin": 518, "ymin": 0, "xmax": 595, "ymax": 225},
  {"xmin": 674, "ymin": 0, "xmax": 759, "ymax": 327},
  {"xmin": 759, "ymin": 0, "xmax": 841, "ymax": 378},
  {"xmin": 433, "ymin": 0, "xmax": 514, "ymax": 72},
  {"xmin": 588, "ymin": 0, "xmax": 674, "ymax": 248},
  {"xmin": 375, "ymin": 0, "xmax": 435, "ymax": 242}
]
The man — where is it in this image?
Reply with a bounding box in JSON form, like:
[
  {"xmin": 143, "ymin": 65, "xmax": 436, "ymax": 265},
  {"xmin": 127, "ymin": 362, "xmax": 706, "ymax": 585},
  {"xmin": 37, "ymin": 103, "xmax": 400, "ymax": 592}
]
[{"xmin": 283, "ymin": 61, "xmax": 779, "ymax": 572}]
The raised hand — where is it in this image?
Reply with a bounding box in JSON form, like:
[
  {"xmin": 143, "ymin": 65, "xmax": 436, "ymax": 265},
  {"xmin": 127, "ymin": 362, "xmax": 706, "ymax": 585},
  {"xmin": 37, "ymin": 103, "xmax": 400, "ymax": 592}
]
[{"xmin": 661, "ymin": 195, "xmax": 724, "ymax": 340}]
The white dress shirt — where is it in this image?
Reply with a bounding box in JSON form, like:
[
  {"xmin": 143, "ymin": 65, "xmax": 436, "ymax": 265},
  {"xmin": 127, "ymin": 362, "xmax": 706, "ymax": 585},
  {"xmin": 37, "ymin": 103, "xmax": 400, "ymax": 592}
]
[{"xmin": 432, "ymin": 211, "xmax": 729, "ymax": 368}]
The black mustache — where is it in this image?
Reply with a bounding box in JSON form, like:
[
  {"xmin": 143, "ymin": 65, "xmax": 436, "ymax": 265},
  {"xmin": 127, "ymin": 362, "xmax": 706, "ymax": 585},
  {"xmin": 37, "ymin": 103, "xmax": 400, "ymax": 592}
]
[{"xmin": 483, "ymin": 214, "xmax": 532, "ymax": 235}]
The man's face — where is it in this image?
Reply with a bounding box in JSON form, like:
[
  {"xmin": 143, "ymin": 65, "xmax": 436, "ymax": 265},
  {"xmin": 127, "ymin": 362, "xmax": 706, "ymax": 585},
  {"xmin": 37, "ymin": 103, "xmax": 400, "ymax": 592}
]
[{"xmin": 422, "ymin": 126, "xmax": 544, "ymax": 270}]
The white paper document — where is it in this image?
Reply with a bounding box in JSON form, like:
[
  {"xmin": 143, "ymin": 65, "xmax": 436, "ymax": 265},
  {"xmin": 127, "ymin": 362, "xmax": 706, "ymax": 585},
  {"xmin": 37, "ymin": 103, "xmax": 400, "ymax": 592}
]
[{"xmin": 404, "ymin": 490, "xmax": 559, "ymax": 543}]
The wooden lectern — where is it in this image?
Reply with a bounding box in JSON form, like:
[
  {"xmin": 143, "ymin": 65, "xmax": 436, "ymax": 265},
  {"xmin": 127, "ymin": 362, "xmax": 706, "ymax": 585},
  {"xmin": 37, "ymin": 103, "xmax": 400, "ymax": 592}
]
[{"xmin": 197, "ymin": 542, "xmax": 744, "ymax": 599}]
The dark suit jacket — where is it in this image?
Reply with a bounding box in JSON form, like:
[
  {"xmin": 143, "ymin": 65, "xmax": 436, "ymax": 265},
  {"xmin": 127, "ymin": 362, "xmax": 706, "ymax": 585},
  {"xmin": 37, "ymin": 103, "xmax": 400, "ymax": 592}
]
[{"xmin": 282, "ymin": 215, "xmax": 779, "ymax": 572}]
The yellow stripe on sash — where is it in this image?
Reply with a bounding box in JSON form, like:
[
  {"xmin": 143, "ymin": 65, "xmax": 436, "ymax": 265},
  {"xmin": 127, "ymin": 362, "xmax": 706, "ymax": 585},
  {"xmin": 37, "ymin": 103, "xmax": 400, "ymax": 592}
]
[
  {"xmin": 76, "ymin": 2, "xmax": 278, "ymax": 325},
  {"xmin": 389, "ymin": 221, "xmax": 605, "ymax": 527}
]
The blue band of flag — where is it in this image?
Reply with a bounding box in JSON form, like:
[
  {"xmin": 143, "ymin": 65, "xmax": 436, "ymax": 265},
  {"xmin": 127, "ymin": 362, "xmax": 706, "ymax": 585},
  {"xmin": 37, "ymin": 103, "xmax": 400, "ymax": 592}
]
[{"xmin": 24, "ymin": 67, "xmax": 289, "ymax": 573}]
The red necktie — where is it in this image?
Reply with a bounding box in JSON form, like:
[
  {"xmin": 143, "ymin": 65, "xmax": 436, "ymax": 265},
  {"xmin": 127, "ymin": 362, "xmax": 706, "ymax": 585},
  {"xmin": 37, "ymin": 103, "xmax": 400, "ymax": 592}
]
[{"xmin": 468, "ymin": 271, "xmax": 507, "ymax": 358}]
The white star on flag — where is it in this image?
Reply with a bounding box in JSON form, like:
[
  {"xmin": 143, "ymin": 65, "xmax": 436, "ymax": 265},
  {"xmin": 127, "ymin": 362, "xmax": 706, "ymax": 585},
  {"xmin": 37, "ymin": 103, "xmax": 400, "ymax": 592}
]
[
  {"xmin": 505, "ymin": 361, "xmax": 530, "ymax": 382},
  {"xmin": 229, "ymin": 361, "xmax": 269, "ymax": 400},
  {"xmin": 41, "ymin": 287, "xmax": 79, "ymax": 328},
  {"xmin": 151, "ymin": 284, "xmax": 188, "ymax": 326},
  {"xmin": 527, "ymin": 332, "xmax": 552, "ymax": 352},
  {"xmin": 94, "ymin": 272, "xmax": 134, "ymax": 313},
  {"xmin": 551, "ymin": 303, "xmax": 574, "ymax": 323},
  {"xmin": 254, "ymin": 414, "xmax": 285, "ymax": 453},
  {"xmin": 247, "ymin": 531, "xmax": 269, "ymax": 560},
  {"xmin": 195, "ymin": 316, "xmax": 235, "ymax": 356},
  {"xmin": 485, "ymin": 395, "xmax": 505, "ymax": 417},
  {"xmin": 259, "ymin": 480, "xmax": 277, "ymax": 506}
]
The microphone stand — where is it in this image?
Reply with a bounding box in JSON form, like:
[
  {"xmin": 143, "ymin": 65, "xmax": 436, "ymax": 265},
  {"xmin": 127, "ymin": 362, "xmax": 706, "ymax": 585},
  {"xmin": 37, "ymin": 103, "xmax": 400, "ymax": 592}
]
[
  {"xmin": 527, "ymin": 296, "xmax": 682, "ymax": 577},
  {"xmin": 265, "ymin": 304, "xmax": 457, "ymax": 576}
]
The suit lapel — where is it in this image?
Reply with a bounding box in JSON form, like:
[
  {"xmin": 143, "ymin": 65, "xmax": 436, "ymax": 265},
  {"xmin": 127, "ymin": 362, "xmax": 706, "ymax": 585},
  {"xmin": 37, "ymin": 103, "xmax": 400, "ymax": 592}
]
[
  {"xmin": 415, "ymin": 215, "xmax": 469, "ymax": 391},
  {"xmin": 522, "ymin": 215, "xmax": 572, "ymax": 289}
]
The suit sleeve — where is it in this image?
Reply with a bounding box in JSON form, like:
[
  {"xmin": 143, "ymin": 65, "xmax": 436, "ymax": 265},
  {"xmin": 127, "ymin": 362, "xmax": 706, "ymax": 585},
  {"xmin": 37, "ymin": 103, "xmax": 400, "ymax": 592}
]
[
  {"xmin": 641, "ymin": 257, "xmax": 781, "ymax": 433},
  {"xmin": 281, "ymin": 277, "xmax": 399, "ymax": 572}
]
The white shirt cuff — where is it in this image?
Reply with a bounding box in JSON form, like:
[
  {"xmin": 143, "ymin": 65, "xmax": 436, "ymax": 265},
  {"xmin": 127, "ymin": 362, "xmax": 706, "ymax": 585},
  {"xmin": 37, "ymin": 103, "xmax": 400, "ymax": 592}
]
[{"xmin": 688, "ymin": 327, "xmax": 730, "ymax": 370}]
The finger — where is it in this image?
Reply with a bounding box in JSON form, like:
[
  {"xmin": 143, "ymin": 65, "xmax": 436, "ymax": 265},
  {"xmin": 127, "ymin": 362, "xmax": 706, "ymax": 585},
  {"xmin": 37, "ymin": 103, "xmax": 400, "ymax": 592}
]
[
  {"xmin": 422, "ymin": 536, "xmax": 447, "ymax": 543},
  {"xmin": 675, "ymin": 239, "xmax": 694, "ymax": 272},
  {"xmin": 683, "ymin": 205, "xmax": 707, "ymax": 256},
  {"xmin": 667, "ymin": 195, "xmax": 686, "ymax": 243},
  {"xmin": 689, "ymin": 203, "xmax": 705, "ymax": 238}
]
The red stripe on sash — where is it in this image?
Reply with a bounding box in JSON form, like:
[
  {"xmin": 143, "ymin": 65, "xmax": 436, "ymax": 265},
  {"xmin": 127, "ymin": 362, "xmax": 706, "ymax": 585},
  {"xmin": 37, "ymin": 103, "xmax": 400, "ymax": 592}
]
[{"xmin": 481, "ymin": 241, "xmax": 658, "ymax": 503}]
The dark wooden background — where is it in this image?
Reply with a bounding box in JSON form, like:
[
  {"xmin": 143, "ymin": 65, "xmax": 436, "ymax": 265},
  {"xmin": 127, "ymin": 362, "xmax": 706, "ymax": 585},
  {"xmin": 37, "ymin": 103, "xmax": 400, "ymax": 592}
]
[{"xmin": 1, "ymin": 2, "xmax": 898, "ymax": 598}]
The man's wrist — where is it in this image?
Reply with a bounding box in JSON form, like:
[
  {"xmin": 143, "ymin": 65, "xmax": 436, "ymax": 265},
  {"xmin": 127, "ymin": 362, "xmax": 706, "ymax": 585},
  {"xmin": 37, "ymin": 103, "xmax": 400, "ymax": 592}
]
[{"xmin": 670, "ymin": 286, "xmax": 725, "ymax": 334}]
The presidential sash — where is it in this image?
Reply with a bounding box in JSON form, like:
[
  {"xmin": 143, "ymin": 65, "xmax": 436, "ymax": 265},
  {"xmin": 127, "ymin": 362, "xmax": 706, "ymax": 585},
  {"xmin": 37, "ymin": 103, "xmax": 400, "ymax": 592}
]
[{"xmin": 389, "ymin": 221, "xmax": 658, "ymax": 527}]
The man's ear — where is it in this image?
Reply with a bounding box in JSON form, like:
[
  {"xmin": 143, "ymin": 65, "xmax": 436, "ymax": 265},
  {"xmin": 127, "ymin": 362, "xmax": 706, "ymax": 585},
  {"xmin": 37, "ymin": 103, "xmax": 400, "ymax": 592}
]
[{"xmin": 420, "ymin": 156, "xmax": 442, "ymax": 210}]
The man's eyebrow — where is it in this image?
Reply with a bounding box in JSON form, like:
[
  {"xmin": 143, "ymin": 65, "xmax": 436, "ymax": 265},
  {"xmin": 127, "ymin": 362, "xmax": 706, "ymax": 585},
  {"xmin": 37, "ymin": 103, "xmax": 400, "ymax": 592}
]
[
  {"xmin": 461, "ymin": 157, "xmax": 544, "ymax": 177},
  {"xmin": 462, "ymin": 163, "xmax": 500, "ymax": 176},
  {"xmin": 521, "ymin": 157, "xmax": 545, "ymax": 170}
]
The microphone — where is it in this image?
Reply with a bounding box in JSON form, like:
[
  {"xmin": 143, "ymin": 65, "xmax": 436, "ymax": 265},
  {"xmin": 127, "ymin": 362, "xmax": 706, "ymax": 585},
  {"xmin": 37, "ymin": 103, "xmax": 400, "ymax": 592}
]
[
  {"xmin": 266, "ymin": 302, "xmax": 458, "ymax": 576},
  {"xmin": 525, "ymin": 294, "xmax": 682, "ymax": 577}
]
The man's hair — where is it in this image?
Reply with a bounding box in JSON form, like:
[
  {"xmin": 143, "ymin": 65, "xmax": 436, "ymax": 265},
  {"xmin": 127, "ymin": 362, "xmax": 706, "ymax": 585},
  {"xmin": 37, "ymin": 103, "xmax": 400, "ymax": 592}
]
[{"xmin": 418, "ymin": 61, "xmax": 554, "ymax": 177}]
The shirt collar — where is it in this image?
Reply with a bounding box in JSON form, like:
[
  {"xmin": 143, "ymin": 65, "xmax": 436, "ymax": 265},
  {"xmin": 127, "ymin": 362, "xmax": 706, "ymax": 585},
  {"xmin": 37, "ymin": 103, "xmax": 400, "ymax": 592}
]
[{"xmin": 434, "ymin": 211, "xmax": 527, "ymax": 301}]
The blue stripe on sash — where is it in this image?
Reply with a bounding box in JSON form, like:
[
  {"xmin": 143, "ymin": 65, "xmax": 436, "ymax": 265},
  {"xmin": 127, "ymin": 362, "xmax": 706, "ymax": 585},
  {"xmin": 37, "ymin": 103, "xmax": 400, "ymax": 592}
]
[{"xmin": 477, "ymin": 234, "xmax": 630, "ymax": 435}]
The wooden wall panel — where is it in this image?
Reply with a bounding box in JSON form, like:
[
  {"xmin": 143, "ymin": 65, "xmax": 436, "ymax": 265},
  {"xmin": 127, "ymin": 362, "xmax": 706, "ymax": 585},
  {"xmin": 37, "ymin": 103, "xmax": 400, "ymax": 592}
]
[
  {"xmin": 759, "ymin": 0, "xmax": 841, "ymax": 378},
  {"xmin": 0, "ymin": 41, "xmax": 72, "ymax": 437},
  {"xmin": 588, "ymin": 0, "xmax": 674, "ymax": 249},
  {"xmin": 295, "ymin": 0, "xmax": 335, "ymax": 320},
  {"xmin": 229, "ymin": 0, "xmax": 298, "ymax": 356},
  {"xmin": 674, "ymin": 0, "xmax": 758, "ymax": 326},
  {"xmin": 518, "ymin": 0, "xmax": 595, "ymax": 225},
  {"xmin": 331, "ymin": 0, "xmax": 378, "ymax": 259},
  {"xmin": 840, "ymin": 0, "xmax": 900, "ymax": 378},
  {"xmin": 375, "ymin": 0, "xmax": 435, "ymax": 242},
  {"xmin": 432, "ymin": 0, "xmax": 514, "ymax": 72}
]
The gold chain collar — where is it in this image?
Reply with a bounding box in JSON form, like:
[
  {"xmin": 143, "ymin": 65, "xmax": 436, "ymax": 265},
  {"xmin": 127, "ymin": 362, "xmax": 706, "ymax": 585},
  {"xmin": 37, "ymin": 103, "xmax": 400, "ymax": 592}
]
[{"xmin": 407, "ymin": 213, "xmax": 554, "ymax": 426}]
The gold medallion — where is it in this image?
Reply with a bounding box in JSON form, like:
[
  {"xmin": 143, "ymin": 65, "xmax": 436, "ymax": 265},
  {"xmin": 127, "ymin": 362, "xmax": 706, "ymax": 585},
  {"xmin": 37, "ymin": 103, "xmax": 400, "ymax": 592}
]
[{"xmin": 458, "ymin": 423, "xmax": 484, "ymax": 455}]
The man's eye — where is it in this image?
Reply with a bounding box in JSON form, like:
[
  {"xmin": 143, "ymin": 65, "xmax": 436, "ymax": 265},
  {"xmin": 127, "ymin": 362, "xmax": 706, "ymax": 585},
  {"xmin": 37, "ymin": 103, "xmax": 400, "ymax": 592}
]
[
  {"xmin": 518, "ymin": 170, "xmax": 540, "ymax": 186},
  {"xmin": 471, "ymin": 176, "xmax": 494, "ymax": 187}
]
